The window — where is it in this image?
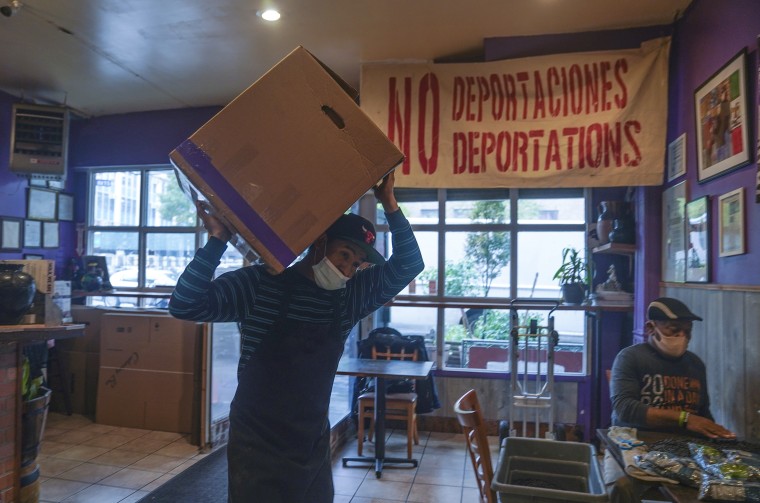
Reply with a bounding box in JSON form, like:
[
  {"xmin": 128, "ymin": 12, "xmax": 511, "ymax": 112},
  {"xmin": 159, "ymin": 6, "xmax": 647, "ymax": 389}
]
[
  {"xmin": 86, "ymin": 167, "xmax": 227, "ymax": 307},
  {"xmin": 373, "ymin": 188, "xmax": 589, "ymax": 375}
]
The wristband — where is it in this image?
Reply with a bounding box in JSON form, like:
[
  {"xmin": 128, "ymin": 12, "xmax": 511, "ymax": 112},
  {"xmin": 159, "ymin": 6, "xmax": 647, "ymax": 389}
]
[{"xmin": 678, "ymin": 411, "xmax": 689, "ymax": 428}]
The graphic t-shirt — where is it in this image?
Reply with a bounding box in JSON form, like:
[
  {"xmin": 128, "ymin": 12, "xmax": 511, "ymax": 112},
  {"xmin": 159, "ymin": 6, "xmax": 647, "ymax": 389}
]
[{"xmin": 609, "ymin": 342, "xmax": 713, "ymax": 428}]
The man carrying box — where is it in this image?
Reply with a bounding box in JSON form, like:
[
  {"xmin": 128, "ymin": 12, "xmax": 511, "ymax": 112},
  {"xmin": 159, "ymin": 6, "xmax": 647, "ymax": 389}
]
[{"xmin": 169, "ymin": 172, "xmax": 423, "ymax": 502}]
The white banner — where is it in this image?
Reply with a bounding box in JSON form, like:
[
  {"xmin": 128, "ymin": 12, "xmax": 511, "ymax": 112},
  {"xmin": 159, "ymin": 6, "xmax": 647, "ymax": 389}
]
[{"xmin": 361, "ymin": 37, "xmax": 671, "ymax": 188}]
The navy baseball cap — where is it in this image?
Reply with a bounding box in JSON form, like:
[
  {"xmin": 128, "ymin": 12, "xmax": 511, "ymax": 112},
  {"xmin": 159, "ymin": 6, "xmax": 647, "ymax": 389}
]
[
  {"xmin": 647, "ymin": 297, "xmax": 703, "ymax": 321},
  {"xmin": 326, "ymin": 213, "xmax": 384, "ymax": 265}
]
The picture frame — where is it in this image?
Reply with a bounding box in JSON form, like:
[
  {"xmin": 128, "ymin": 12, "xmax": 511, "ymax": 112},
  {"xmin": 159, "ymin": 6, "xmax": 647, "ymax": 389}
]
[
  {"xmin": 685, "ymin": 196, "xmax": 710, "ymax": 282},
  {"xmin": 718, "ymin": 187, "xmax": 745, "ymax": 257},
  {"xmin": 662, "ymin": 181, "xmax": 687, "ymax": 283},
  {"xmin": 42, "ymin": 221, "xmax": 59, "ymax": 249},
  {"xmin": 667, "ymin": 133, "xmax": 687, "ymax": 182},
  {"xmin": 0, "ymin": 217, "xmax": 23, "ymax": 251},
  {"xmin": 57, "ymin": 193, "xmax": 74, "ymax": 221},
  {"xmin": 694, "ymin": 49, "xmax": 751, "ymax": 183},
  {"xmin": 23, "ymin": 253, "xmax": 44, "ymax": 260},
  {"xmin": 27, "ymin": 187, "xmax": 58, "ymax": 221},
  {"xmin": 23, "ymin": 220, "xmax": 42, "ymax": 248}
]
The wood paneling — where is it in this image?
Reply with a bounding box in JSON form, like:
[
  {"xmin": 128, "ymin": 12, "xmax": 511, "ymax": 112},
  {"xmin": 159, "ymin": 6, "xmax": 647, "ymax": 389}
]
[{"xmin": 664, "ymin": 286, "xmax": 759, "ymax": 440}]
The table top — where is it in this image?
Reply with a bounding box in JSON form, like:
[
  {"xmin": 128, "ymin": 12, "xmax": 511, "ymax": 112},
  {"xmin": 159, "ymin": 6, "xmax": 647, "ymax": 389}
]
[
  {"xmin": 337, "ymin": 357, "xmax": 433, "ymax": 379},
  {"xmin": 0, "ymin": 323, "xmax": 86, "ymax": 343},
  {"xmin": 597, "ymin": 428, "xmax": 701, "ymax": 503}
]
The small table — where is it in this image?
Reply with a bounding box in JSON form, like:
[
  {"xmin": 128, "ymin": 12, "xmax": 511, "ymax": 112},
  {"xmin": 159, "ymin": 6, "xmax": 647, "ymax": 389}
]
[
  {"xmin": 597, "ymin": 428, "xmax": 700, "ymax": 503},
  {"xmin": 337, "ymin": 357, "xmax": 433, "ymax": 478}
]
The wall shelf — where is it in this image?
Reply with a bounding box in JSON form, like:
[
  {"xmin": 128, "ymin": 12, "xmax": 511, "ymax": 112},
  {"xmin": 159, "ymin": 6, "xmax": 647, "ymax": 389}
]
[{"xmin": 592, "ymin": 243, "xmax": 635, "ymax": 256}]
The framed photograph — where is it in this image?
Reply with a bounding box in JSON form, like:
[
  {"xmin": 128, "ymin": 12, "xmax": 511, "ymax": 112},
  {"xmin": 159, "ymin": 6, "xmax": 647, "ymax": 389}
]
[
  {"xmin": 23, "ymin": 253, "xmax": 44, "ymax": 260},
  {"xmin": 0, "ymin": 217, "xmax": 23, "ymax": 251},
  {"xmin": 685, "ymin": 197, "xmax": 710, "ymax": 282},
  {"xmin": 23, "ymin": 220, "xmax": 42, "ymax": 248},
  {"xmin": 57, "ymin": 193, "xmax": 74, "ymax": 221},
  {"xmin": 718, "ymin": 187, "xmax": 745, "ymax": 257},
  {"xmin": 667, "ymin": 133, "xmax": 687, "ymax": 182},
  {"xmin": 42, "ymin": 221, "xmax": 59, "ymax": 249},
  {"xmin": 694, "ymin": 49, "xmax": 751, "ymax": 183},
  {"xmin": 27, "ymin": 187, "xmax": 58, "ymax": 221},
  {"xmin": 662, "ymin": 181, "xmax": 687, "ymax": 283}
]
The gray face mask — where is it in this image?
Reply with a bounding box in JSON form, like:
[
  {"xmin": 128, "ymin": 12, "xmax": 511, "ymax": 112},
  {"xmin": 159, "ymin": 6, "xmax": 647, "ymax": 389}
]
[{"xmin": 312, "ymin": 256, "xmax": 349, "ymax": 290}]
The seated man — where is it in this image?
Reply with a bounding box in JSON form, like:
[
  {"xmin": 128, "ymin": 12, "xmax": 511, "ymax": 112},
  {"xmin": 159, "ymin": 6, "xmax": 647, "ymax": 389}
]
[{"xmin": 604, "ymin": 297, "xmax": 736, "ymax": 503}]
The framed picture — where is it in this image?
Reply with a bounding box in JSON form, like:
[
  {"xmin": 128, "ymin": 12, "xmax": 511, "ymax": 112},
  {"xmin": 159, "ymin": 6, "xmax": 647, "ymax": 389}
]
[
  {"xmin": 27, "ymin": 187, "xmax": 58, "ymax": 221},
  {"xmin": 685, "ymin": 197, "xmax": 710, "ymax": 282},
  {"xmin": 23, "ymin": 220, "xmax": 42, "ymax": 248},
  {"xmin": 694, "ymin": 49, "xmax": 751, "ymax": 183},
  {"xmin": 46, "ymin": 179, "xmax": 65, "ymax": 191},
  {"xmin": 57, "ymin": 193, "xmax": 74, "ymax": 221},
  {"xmin": 662, "ymin": 181, "xmax": 687, "ymax": 283},
  {"xmin": 718, "ymin": 187, "xmax": 745, "ymax": 257},
  {"xmin": 42, "ymin": 221, "xmax": 59, "ymax": 249},
  {"xmin": 667, "ymin": 133, "xmax": 687, "ymax": 182},
  {"xmin": 23, "ymin": 253, "xmax": 44, "ymax": 260},
  {"xmin": 0, "ymin": 217, "xmax": 23, "ymax": 251}
]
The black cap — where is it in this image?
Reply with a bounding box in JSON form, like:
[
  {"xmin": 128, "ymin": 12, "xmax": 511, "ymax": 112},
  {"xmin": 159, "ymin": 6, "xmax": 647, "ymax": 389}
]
[
  {"xmin": 325, "ymin": 213, "xmax": 384, "ymax": 265},
  {"xmin": 647, "ymin": 297, "xmax": 703, "ymax": 321}
]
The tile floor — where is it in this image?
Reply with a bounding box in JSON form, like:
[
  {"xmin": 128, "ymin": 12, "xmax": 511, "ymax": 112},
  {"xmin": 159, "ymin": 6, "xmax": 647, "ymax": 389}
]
[{"xmin": 38, "ymin": 412, "xmax": 499, "ymax": 503}]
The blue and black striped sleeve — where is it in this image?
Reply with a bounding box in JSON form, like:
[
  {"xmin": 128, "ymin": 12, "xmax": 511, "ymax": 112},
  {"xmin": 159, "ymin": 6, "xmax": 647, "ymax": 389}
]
[{"xmin": 168, "ymin": 237, "xmax": 257, "ymax": 323}]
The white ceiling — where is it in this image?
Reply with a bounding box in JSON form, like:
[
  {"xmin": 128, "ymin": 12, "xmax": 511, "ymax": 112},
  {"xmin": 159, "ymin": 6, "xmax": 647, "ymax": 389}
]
[{"xmin": 0, "ymin": 0, "xmax": 692, "ymax": 118}]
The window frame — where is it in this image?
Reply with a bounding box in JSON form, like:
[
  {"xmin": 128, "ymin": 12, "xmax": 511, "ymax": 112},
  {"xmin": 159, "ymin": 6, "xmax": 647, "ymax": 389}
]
[
  {"xmin": 85, "ymin": 165, "xmax": 204, "ymax": 294},
  {"xmin": 371, "ymin": 187, "xmax": 591, "ymax": 377}
]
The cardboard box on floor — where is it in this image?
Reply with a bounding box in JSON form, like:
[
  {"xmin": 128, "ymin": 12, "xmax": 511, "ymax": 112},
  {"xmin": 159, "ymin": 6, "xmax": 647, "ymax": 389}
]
[
  {"xmin": 170, "ymin": 45, "xmax": 403, "ymax": 273},
  {"xmin": 99, "ymin": 313, "xmax": 201, "ymax": 373},
  {"xmin": 96, "ymin": 368, "xmax": 194, "ymax": 433},
  {"xmin": 95, "ymin": 312, "xmax": 202, "ymax": 432}
]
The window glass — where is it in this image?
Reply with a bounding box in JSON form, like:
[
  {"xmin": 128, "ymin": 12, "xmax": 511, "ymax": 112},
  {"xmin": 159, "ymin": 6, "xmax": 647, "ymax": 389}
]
[
  {"xmin": 146, "ymin": 170, "xmax": 195, "ymax": 227},
  {"xmin": 90, "ymin": 231, "xmax": 139, "ymax": 285},
  {"xmin": 146, "ymin": 232, "xmax": 196, "ymax": 286},
  {"xmin": 518, "ymin": 197, "xmax": 585, "ymax": 224},
  {"xmin": 445, "ymin": 198, "xmax": 510, "ymax": 223},
  {"xmin": 445, "ymin": 231, "xmax": 509, "ymax": 298},
  {"xmin": 384, "ymin": 231, "xmax": 437, "ymax": 295},
  {"xmin": 516, "ymin": 231, "xmax": 585, "ymax": 299},
  {"xmin": 91, "ymin": 171, "xmax": 141, "ymax": 226}
]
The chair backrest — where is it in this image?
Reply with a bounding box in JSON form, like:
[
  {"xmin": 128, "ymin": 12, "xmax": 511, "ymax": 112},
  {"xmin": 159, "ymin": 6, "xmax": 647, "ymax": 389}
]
[
  {"xmin": 454, "ymin": 389, "xmax": 496, "ymax": 503},
  {"xmin": 371, "ymin": 346, "xmax": 418, "ymax": 361}
]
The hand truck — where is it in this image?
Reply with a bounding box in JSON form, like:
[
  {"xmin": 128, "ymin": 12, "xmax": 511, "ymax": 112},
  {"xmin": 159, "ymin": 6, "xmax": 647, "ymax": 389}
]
[{"xmin": 506, "ymin": 298, "xmax": 560, "ymax": 440}]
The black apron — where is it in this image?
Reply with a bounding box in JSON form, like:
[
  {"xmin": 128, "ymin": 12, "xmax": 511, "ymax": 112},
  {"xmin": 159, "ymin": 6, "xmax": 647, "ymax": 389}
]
[{"xmin": 227, "ymin": 275, "xmax": 344, "ymax": 503}]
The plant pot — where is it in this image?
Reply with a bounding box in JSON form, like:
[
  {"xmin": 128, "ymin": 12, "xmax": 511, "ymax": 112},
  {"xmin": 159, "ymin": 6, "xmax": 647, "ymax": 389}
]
[
  {"xmin": 21, "ymin": 387, "xmax": 51, "ymax": 468},
  {"xmin": 561, "ymin": 283, "xmax": 586, "ymax": 305}
]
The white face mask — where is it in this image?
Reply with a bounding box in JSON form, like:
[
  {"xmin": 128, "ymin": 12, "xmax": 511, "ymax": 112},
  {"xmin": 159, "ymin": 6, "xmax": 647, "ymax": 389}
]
[
  {"xmin": 312, "ymin": 256, "xmax": 349, "ymax": 290},
  {"xmin": 650, "ymin": 327, "xmax": 689, "ymax": 358}
]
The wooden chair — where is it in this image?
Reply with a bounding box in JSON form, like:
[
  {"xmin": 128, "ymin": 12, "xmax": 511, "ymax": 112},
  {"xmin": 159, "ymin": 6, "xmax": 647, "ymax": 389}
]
[
  {"xmin": 357, "ymin": 346, "xmax": 419, "ymax": 459},
  {"xmin": 454, "ymin": 389, "xmax": 496, "ymax": 503}
]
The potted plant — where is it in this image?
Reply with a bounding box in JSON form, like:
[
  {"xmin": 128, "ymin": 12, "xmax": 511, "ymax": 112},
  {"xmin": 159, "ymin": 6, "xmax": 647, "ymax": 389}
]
[
  {"xmin": 552, "ymin": 247, "xmax": 589, "ymax": 305},
  {"xmin": 20, "ymin": 356, "xmax": 52, "ymax": 503}
]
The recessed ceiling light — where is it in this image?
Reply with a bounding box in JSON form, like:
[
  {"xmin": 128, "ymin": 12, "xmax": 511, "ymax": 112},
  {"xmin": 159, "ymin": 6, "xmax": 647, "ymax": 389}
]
[{"xmin": 258, "ymin": 9, "xmax": 281, "ymax": 22}]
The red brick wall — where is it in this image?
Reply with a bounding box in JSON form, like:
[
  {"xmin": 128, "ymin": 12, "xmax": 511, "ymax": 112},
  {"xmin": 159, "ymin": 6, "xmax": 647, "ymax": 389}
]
[{"xmin": 0, "ymin": 344, "xmax": 18, "ymax": 503}]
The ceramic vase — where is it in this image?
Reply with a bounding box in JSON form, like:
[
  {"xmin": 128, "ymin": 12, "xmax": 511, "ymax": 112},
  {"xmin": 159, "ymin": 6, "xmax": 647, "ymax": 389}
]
[{"xmin": 0, "ymin": 263, "xmax": 36, "ymax": 325}]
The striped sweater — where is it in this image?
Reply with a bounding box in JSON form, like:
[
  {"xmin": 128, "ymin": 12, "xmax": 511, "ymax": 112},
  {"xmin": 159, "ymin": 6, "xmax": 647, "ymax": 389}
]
[{"xmin": 169, "ymin": 209, "xmax": 424, "ymax": 371}]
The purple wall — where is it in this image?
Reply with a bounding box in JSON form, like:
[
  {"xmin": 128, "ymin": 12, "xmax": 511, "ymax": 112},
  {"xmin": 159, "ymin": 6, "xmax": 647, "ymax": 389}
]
[
  {"xmin": 665, "ymin": 0, "xmax": 759, "ymax": 286},
  {"xmin": 0, "ymin": 95, "xmax": 218, "ymax": 277}
]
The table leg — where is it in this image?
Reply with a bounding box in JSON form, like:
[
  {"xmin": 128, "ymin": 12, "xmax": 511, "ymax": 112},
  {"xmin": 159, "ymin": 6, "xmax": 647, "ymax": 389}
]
[{"xmin": 341, "ymin": 376, "xmax": 419, "ymax": 478}]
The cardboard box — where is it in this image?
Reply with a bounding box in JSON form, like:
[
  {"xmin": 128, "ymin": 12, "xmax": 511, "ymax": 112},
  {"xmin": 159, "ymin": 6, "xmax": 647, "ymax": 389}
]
[
  {"xmin": 96, "ymin": 367, "xmax": 194, "ymax": 433},
  {"xmin": 170, "ymin": 46, "xmax": 403, "ymax": 272},
  {"xmin": 99, "ymin": 313, "xmax": 200, "ymax": 373}
]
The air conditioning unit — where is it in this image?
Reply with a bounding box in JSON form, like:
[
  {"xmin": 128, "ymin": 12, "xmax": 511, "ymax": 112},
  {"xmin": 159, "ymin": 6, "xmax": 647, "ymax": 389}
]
[{"xmin": 9, "ymin": 103, "xmax": 69, "ymax": 180}]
